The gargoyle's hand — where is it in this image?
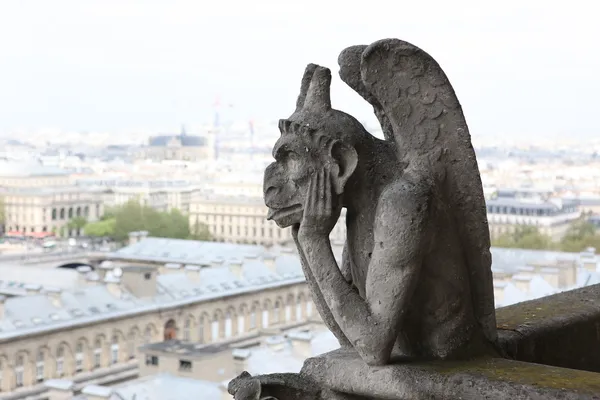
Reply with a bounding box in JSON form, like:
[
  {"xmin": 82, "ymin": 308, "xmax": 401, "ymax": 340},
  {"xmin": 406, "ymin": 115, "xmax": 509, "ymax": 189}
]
[{"xmin": 298, "ymin": 165, "xmax": 341, "ymax": 240}]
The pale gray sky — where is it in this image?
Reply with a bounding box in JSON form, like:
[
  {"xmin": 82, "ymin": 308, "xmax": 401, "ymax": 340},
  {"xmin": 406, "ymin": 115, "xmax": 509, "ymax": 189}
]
[{"xmin": 0, "ymin": 0, "xmax": 598, "ymax": 139}]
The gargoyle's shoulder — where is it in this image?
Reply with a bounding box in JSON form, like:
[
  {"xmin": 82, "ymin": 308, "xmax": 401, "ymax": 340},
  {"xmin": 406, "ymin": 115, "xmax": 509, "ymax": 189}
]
[{"xmin": 379, "ymin": 176, "xmax": 433, "ymax": 209}]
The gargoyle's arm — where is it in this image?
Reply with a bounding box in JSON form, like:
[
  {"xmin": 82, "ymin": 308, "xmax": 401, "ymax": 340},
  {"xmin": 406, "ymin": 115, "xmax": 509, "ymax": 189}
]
[
  {"xmin": 299, "ymin": 181, "xmax": 429, "ymax": 365},
  {"xmin": 293, "ymin": 231, "xmax": 353, "ymax": 348}
]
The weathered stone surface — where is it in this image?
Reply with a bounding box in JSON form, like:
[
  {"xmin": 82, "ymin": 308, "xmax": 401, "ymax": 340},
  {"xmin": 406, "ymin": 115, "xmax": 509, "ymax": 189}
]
[
  {"xmin": 263, "ymin": 38, "xmax": 498, "ymax": 367},
  {"xmin": 228, "ymin": 371, "xmax": 321, "ymax": 400},
  {"xmin": 300, "ymin": 348, "xmax": 600, "ymax": 399},
  {"xmin": 497, "ymin": 283, "xmax": 600, "ymax": 372}
]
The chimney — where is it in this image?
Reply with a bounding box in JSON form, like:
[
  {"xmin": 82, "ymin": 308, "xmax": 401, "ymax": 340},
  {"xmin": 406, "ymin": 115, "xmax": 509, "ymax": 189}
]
[
  {"xmin": 512, "ymin": 274, "xmax": 532, "ymax": 293},
  {"xmin": 185, "ymin": 265, "xmax": 200, "ymax": 282},
  {"xmin": 229, "ymin": 259, "xmax": 244, "ymax": 279},
  {"xmin": 516, "ymin": 265, "xmax": 535, "ymax": 278},
  {"xmin": 211, "ymin": 257, "xmax": 225, "ymax": 267},
  {"xmin": 24, "ymin": 283, "xmax": 42, "ymax": 295},
  {"xmin": 45, "ymin": 288, "xmax": 62, "ymax": 307},
  {"xmin": 120, "ymin": 266, "xmax": 157, "ymax": 298},
  {"xmin": 128, "ymin": 231, "xmax": 141, "ymax": 245},
  {"xmin": 492, "ymin": 268, "xmax": 512, "ymax": 283},
  {"xmin": 231, "ymin": 348, "xmax": 251, "ymax": 376},
  {"xmin": 44, "ymin": 379, "xmax": 74, "ymax": 400},
  {"xmin": 0, "ymin": 295, "xmax": 5, "ymax": 319},
  {"xmin": 558, "ymin": 260, "xmax": 578, "ymax": 288},
  {"xmin": 104, "ymin": 276, "xmax": 122, "ymax": 297},
  {"xmin": 288, "ymin": 331, "xmax": 313, "ymax": 358},
  {"xmin": 161, "ymin": 263, "xmax": 182, "ymax": 275},
  {"xmin": 263, "ymin": 253, "xmax": 276, "ymax": 273},
  {"xmin": 139, "ymin": 230, "xmax": 149, "ymax": 241},
  {"xmin": 80, "ymin": 384, "xmax": 113, "ymax": 400},
  {"xmin": 76, "ymin": 265, "xmax": 92, "ymax": 286},
  {"xmin": 493, "ymin": 281, "xmax": 507, "ymax": 306},
  {"xmin": 265, "ymin": 335, "xmax": 286, "ymax": 352},
  {"xmin": 539, "ymin": 267, "xmax": 560, "ymax": 288},
  {"xmin": 97, "ymin": 261, "xmax": 114, "ymax": 280},
  {"xmin": 580, "ymin": 247, "xmax": 597, "ymax": 272}
]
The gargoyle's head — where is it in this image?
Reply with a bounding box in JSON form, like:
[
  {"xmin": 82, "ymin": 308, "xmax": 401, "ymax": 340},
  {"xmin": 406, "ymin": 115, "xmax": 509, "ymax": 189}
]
[{"xmin": 263, "ymin": 65, "xmax": 366, "ymax": 228}]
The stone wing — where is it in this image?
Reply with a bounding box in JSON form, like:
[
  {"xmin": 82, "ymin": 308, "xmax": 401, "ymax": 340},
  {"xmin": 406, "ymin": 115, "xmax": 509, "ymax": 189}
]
[{"xmin": 338, "ymin": 39, "xmax": 498, "ymax": 343}]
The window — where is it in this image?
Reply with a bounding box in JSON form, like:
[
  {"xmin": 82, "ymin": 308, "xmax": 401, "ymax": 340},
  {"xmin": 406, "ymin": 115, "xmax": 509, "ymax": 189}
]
[
  {"xmin": 296, "ymin": 298, "xmax": 302, "ymax": 321},
  {"xmin": 307, "ymin": 300, "xmax": 313, "ymax": 318},
  {"xmin": 261, "ymin": 308, "xmax": 269, "ymax": 329},
  {"xmin": 145, "ymin": 355, "xmax": 159, "ymax": 366},
  {"xmin": 56, "ymin": 347, "xmax": 64, "ymax": 377},
  {"xmin": 273, "ymin": 302, "xmax": 280, "ymax": 324},
  {"xmin": 111, "ymin": 335, "xmax": 119, "ymax": 364},
  {"xmin": 211, "ymin": 316, "xmax": 219, "ymax": 341},
  {"xmin": 250, "ymin": 309, "xmax": 257, "ymax": 330},
  {"xmin": 94, "ymin": 340, "xmax": 101, "ymax": 368},
  {"xmin": 198, "ymin": 318, "xmax": 204, "ymax": 344},
  {"xmin": 15, "ymin": 355, "xmax": 24, "ymax": 387},
  {"xmin": 178, "ymin": 360, "xmax": 192, "ymax": 371},
  {"xmin": 144, "ymin": 327, "xmax": 152, "ymax": 344},
  {"xmin": 144, "ymin": 272, "xmax": 152, "ymax": 280},
  {"xmin": 237, "ymin": 313, "xmax": 245, "ymax": 335},
  {"xmin": 75, "ymin": 343, "xmax": 84, "ymax": 373},
  {"xmin": 183, "ymin": 318, "xmax": 191, "ymax": 341},
  {"xmin": 225, "ymin": 312, "xmax": 232, "ymax": 338},
  {"xmin": 36, "ymin": 351, "xmax": 44, "ymax": 382},
  {"xmin": 128, "ymin": 333, "xmax": 136, "ymax": 359},
  {"xmin": 285, "ymin": 303, "xmax": 292, "ymax": 322},
  {"xmin": 0, "ymin": 360, "xmax": 3, "ymax": 391}
]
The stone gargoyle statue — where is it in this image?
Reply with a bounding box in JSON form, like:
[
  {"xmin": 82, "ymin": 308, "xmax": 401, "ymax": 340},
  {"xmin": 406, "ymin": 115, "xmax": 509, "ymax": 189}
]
[{"xmin": 229, "ymin": 38, "xmax": 499, "ymax": 400}]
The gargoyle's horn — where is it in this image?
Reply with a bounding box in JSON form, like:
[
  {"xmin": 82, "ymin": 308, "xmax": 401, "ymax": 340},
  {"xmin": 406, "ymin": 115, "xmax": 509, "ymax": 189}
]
[
  {"xmin": 295, "ymin": 64, "xmax": 318, "ymax": 113},
  {"xmin": 302, "ymin": 65, "xmax": 332, "ymax": 113}
]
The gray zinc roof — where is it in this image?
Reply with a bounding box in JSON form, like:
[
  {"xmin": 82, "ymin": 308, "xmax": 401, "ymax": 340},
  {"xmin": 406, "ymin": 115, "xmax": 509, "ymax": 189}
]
[
  {"xmin": 0, "ymin": 250, "xmax": 305, "ymax": 341},
  {"xmin": 110, "ymin": 237, "xmax": 265, "ymax": 265}
]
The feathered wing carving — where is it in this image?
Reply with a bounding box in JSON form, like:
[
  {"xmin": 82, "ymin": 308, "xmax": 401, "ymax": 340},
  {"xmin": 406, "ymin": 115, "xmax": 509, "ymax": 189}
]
[{"xmin": 339, "ymin": 39, "xmax": 498, "ymax": 344}]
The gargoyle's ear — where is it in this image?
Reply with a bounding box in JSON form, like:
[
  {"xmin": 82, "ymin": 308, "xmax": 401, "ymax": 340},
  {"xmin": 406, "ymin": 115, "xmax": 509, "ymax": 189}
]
[{"xmin": 329, "ymin": 140, "xmax": 358, "ymax": 195}]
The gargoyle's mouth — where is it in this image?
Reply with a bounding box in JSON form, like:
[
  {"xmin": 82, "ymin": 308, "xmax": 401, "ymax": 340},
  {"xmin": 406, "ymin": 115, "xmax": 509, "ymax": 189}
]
[{"xmin": 266, "ymin": 204, "xmax": 303, "ymax": 221}]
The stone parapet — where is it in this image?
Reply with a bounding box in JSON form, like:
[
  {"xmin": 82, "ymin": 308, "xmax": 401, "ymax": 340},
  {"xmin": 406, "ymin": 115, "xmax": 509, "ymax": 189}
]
[
  {"xmin": 497, "ymin": 283, "xmax": 600, "ymax": 372},
  {"xmin": 299, "ymin": 349, "xmax": 600, "ymax": 400}
]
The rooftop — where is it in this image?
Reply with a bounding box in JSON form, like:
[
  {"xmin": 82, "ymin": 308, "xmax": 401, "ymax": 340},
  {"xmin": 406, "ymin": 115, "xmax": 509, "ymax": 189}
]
[
  {"xmin": 0, "ymin": 160, "xmax": 70, "ymax": 177},
  {"xmin": 0, "ymin": 239, "xmax": 305, "ymax": 341},
  {"xmin": 75, "ymin": 373, "xmax": 223, "ymax": 400}
]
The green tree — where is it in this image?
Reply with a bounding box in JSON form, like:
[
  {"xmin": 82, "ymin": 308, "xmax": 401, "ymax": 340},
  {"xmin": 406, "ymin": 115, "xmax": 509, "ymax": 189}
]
[
  {"xmin": 558, "ymin": 220, "xmax": 600, "ymax": 252},
  {"xmin": 94, "ymin": 200, "xmax": 210, "ymax": 242},
  {"xmin": 67, "ymin": 216, "xmax": 88, "ymax": 233},
  {"xmin": 492, "ymin": 226, "xmax": 554, "ymax": 250},
  {"xmin": 189, "ymin": 218, "xmax": 212, "ymax": 241},
  {"xmin": 84, "ymin": 218, "xmax": 116, "ymax": 237}
]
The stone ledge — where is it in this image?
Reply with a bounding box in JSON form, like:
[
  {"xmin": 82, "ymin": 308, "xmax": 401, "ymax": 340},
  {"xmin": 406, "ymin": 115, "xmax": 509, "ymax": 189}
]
[
  {"xmin": 300, "ymin": 349, "xmax": 600, "ymax": 400},
  {"xmin": 497, "ymin": 283, "xmax": 600, "ymax": 372}
]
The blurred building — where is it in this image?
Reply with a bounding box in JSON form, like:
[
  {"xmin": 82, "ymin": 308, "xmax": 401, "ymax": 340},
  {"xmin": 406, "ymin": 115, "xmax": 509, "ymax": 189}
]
[
  {"xmin": 189, "ymin": 194, "xmax": 346, "ymax": 246},
  {"xmin": 486, "ymin": 188, "xmax": 581, "ymax": 240},
  {"xmin": 0, "ymin": 239, "xmax": 315, "ymax": 396},
  {"xmin": 0, "ymin": 161, "xmax": 104, "ymax": 237},
  {"xmin": 137, "ymin": 130, "xmax": 215, "ymax": 162}
]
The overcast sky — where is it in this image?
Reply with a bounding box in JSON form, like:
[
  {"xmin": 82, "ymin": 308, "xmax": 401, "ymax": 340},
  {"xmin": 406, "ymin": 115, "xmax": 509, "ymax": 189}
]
[{"xmin": 0, "ymin": 0, "xmax": 598, "ymax": 140}]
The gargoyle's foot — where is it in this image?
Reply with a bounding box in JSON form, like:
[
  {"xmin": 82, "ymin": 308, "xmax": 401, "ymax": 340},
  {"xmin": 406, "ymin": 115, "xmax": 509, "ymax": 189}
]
[{"xmin": 227, "ymin": 371, "xmax": 322, "ymax": 400}]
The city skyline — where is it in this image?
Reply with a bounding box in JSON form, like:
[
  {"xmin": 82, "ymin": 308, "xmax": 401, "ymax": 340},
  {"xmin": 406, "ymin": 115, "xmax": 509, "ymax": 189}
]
[{"xmin": 0, "ymin": 1, "xmax": 598, "ymax": 140}]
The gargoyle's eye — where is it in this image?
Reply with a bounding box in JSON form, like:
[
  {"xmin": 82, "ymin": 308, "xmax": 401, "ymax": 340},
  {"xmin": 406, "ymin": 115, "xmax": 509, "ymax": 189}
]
[{"xmin": 277, "ymin": 150, "xmax": 298, "ymax": 162}]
